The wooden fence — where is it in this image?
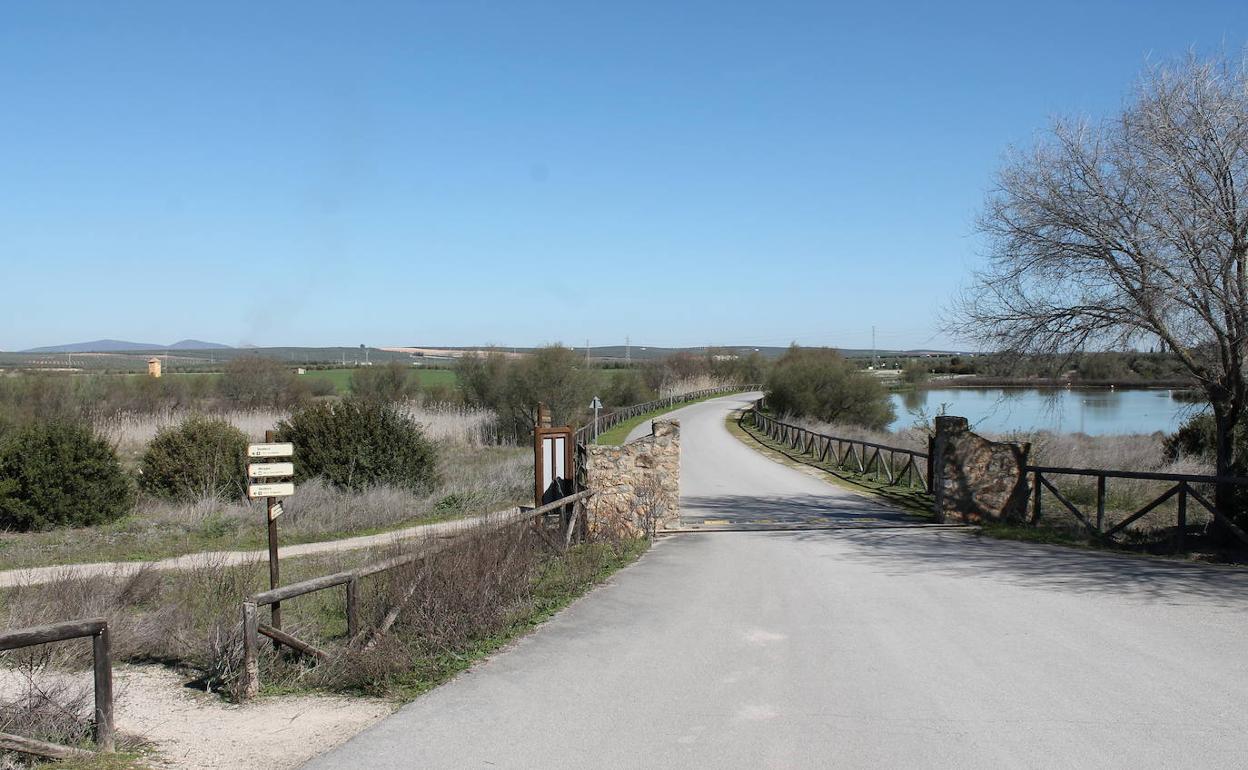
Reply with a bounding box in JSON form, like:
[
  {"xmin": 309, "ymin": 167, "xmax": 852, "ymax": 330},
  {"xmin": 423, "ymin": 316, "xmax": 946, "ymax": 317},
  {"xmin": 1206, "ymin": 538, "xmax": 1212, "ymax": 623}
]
[
  {"xmin": 747, "ymin": 407, "xmax": 931, "ymax": 491},
  {"xmin": 0, "ymin": 618, "xmax": 113, "ymax": 759},
  {"xmin": 1028, "ymin": 465, "xmax": 1248, "ymax": 549},
  {"xmin": 240, "ymin": 491, "xmax": 593, "ymax": 697},
  {"xmin": 574, "ymin": 385, "xmax": 760, "ymax": 444}
]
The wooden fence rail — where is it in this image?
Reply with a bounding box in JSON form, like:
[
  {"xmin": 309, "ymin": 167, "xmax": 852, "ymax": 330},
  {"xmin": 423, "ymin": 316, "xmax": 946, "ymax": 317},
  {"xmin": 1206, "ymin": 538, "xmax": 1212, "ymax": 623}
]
[
  {"xmin": 0, "ymin": 618, "xmax": 113, "ymax": 759},
  {"xmin": 1027, "ymin": 465, "xmax": 1248, "ymax": 550},
  {"xmin": 240, "ymin": 491, "xmax": 594, "ymax": 698},
  {"xmin": 747, "ymin": 407, "xmax": 931, "ymax": 492},
  {"xmin": 573, "ymin": 385, "xmax": 760, "ymax": 443}
]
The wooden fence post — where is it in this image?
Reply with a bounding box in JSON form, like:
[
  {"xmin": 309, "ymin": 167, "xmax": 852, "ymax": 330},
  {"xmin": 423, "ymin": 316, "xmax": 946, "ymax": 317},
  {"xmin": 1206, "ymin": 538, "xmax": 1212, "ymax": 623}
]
[
  {"xmin": 1095, "ymin": 475, "xmax": 1106, "ymax": 532},
  {"xmin": 241, "ymin": 601, "xmax": 260, "ymax": 698},
  {"xmin": 1032, "ymin": 470, "xmax": 1042, "ymax": 522},
  {"xmin": 92, "ymin": 626, "xmax": 114, "ymax": 752},
  {"xmin": 1175, "ymin": 483, "xmax": 1188, "ymax": 552},
  {"xmin": 346, "ymin": 578, "xmax": 360, "ymax": 640}
]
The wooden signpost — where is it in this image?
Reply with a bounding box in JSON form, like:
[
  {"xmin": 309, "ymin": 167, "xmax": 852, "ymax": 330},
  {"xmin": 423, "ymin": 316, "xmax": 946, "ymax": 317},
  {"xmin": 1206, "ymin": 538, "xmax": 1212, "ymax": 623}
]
[{"xmin": 248, "ymin": 431, "xmax": 294, "ymax": 634}]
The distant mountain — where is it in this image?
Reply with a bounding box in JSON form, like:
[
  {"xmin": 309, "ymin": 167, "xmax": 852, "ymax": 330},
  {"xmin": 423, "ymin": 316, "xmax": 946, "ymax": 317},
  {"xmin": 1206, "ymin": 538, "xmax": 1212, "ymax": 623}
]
[
  {"xmin": 169, "ymin": 339, "xmax": 232, "ymax": 350},
  {"xmin": 22, "ymin": 339, "xmax": 232, "ymax": 353}
]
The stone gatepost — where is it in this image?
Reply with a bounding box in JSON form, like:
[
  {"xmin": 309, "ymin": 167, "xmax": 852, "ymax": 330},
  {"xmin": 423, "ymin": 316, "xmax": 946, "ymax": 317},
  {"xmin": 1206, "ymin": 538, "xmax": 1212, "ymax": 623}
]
[
  {"xmin": 585, "ymin": 420, "xmax": 681, "ymax": 537},
  {"xmin": 931, "ymin": 416, "xmax": 1031, "ymax": 524}
]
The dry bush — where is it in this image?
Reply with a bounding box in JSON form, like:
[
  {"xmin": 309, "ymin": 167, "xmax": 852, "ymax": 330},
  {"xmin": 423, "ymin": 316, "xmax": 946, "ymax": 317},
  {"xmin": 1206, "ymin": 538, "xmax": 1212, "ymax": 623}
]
[
  {"xmin": 0, "ymin": 520, "xmax": 642, "ymax": 710},
  {"xmin": 398, "ymin": 401, "xmax": 502, "ymax": 447},
  {"xmin": 300, "ymin": 525, "xmax": 541, "ymax": 695},
  {"xmin": 0, "ymin": 661, "xmax": 94, "ymax": 754},
  {"xmin": 1, "ymin": 559, "xmax": 261, "ymax": 694},
  {"xmin": 270, "ymin": 522, "xmax": 644, "ymax": 698},
  {"xmin": 96, "ymin": 408, "xmax": 284, "ymax": 462},
  {"xmin": 659, "ymin": 376, "xmax": 734, "ymax": 399}
]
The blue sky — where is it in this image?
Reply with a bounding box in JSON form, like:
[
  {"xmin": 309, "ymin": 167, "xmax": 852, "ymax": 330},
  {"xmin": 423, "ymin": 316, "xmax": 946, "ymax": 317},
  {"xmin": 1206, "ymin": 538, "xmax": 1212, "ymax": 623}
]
[{"xmin": 3, "ymin": 1, "xmax": 1246, "ymax": 352}]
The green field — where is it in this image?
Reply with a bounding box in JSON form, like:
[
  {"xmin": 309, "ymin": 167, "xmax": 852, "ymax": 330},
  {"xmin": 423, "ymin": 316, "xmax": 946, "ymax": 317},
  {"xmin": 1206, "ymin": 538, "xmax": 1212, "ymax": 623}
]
[{"xmin": 299, "ymin": 367, "xmax": 458, "ymax": 394}]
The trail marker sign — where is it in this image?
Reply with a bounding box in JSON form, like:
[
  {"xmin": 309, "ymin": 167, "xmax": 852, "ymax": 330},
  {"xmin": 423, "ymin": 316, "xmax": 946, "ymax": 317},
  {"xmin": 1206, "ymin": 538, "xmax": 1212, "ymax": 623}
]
[
  {"xmin": 247, "ymin": 433, "xmax": 296, "ymax": 636},
  {"xmin": 248, "ymin": 482, "xmax": 295, "ymax": 499},
  {"xmin": 248, "ymin": 462, "xmax": 294, "ymax": 478},
  {"xmin": 248, "ymin": 443, "xmax": 293, "ymax": 458}
]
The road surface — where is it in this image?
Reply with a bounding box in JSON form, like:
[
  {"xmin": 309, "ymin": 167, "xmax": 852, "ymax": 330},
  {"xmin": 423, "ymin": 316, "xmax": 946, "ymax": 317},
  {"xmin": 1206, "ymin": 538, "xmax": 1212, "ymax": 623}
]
[
  {"xmin": 625, "ymin": 392, "xmax": 924, "ymax": 529},
  {"xmin": 306, "ymin": 393, "xmax": 1248, "ymax": 769}
]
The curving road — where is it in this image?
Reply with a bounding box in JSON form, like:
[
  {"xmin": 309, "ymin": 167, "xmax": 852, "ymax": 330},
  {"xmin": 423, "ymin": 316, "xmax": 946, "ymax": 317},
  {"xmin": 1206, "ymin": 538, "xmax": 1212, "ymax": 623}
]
[
  {"xmin": 306, "ymin": 393, "xmax": 1248, "ymax": 769},
  {"xmin": 626, "ymin": 391, "xmax": 922, "ymax": 529}
]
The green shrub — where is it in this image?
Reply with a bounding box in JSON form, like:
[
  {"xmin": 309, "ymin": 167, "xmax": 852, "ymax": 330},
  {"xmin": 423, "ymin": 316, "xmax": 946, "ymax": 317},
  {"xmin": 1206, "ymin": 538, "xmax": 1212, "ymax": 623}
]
[
  {"xmin": 901, "ymin": 361, "xmax": 930, "ymax": 385},
  {"xmin": 604, "ymin": 369, "xmax": 655, "ymax": 407},
  {"xmin": 457, "ymin": 345, "xmax": 596, "ymax": 438},
  {"xmin": 307, "ymin": 377, "xmax": 337, "ymax": 398},
  {"xmin": 0, "ymin": 420, "xmax": 135, "ymax": 531},
  {"xmin": 276, "ymin": 399, "xmax": 439, "ymax": 492},
  {"xmin": 140, "ymin": 416, "xmax": 249, "ymax": 501},
  {"xmin": 765, "ymin": 345, "xmax": 895, "ymax": 429},
  {"xmin": 350, "ymin": 362, "xmax": 417, "ymax": 403},
  {"xmin": 1163, "ymin": 411, "xmax": 1248, "ymax": 465},
  {"xmin": 219, "ymin": 356, "xmax": 306, "ymax": 408}
]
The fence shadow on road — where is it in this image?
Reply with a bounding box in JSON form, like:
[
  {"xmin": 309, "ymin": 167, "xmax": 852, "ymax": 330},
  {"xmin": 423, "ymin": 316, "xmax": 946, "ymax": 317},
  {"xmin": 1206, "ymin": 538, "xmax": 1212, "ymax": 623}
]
[
  {"xmin": 764, "ymin": 528, "xmax": 1248, "ymax": 607},
  {"xmin": 682, "ymin": 494, "xmax": 922, "ymax": 524}
]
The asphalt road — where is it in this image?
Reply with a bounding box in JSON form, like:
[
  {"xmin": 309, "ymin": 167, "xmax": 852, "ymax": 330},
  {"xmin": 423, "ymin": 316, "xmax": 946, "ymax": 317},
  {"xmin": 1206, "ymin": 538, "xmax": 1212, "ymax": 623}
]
[
  {"xmin": 305, "ymin": 393, "xmax": 1248, "ymax": 769},
  {"xmin": 625, "ymin": 392, "xmax": 923, "ymax": 529}
]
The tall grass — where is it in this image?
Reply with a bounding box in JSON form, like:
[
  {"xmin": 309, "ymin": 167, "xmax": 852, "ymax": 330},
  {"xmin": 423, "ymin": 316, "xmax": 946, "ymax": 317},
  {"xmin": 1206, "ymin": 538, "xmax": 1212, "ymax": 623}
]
[
  {"xmin": 659, "ymin": 376, "xmax": 738, "ymax": 399},
  {"xmin": 96, "ymin": 400, "xmax": 503, "ymax": 463},
  {"xmin": 0, "ymin": 524, "xmax": 646, "ymax": 711}
]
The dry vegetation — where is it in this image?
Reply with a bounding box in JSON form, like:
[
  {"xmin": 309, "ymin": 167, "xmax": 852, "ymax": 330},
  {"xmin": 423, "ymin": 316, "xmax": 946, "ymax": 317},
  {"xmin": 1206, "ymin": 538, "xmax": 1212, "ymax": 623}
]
[
  {"xmin": 658, "ymin": 375, "xmax": 739, "ymax": 399},
  {"xmin": 0, "ymin": 444, "xmax": 529, "ymax": 571},
  {"xmin": 0, "ymin": 523, "xmax": 646, "ymax": 764},
  {"xmin": 0, "ymin": 402, "xmax": 528, "ymax": 572},
  {"xmin": 97, "ymin": 401, "xmax": 502, "ymax": 464}
]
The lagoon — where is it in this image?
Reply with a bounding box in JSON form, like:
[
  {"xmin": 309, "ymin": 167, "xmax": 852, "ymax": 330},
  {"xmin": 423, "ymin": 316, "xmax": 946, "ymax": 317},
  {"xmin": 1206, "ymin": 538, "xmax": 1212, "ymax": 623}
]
[{"xmin": 889, "ymin": 387, "xmax": 1204, "ymax": 436}]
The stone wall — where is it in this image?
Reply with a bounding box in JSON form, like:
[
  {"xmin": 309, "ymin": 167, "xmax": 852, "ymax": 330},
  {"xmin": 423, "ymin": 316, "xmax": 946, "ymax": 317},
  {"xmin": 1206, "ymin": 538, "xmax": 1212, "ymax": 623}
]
[
  {"xmin": 585, "ymin": 420, "xmax": 680, "ymax": 536},
  {"xmin": 931, "ymin": 416, "xmax": 1031, "ymax": 524}
]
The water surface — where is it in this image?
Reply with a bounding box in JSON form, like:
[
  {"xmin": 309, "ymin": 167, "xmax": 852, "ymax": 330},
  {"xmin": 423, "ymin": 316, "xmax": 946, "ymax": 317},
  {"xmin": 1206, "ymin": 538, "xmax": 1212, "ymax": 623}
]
[{"xmin": 889, "ymin": 387, "xmax": 1203, "ymax": 436}]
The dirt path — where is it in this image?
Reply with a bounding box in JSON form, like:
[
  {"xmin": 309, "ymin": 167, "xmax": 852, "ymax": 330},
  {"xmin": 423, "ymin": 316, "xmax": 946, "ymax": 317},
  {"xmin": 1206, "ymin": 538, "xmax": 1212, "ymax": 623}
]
[
  {"xmin": 0, "ymin": 506, "xmax": 519, "ymax": 588},
  {"xmin": 0, "ymin": 664, "xmax": 393, "ymax": 768}
]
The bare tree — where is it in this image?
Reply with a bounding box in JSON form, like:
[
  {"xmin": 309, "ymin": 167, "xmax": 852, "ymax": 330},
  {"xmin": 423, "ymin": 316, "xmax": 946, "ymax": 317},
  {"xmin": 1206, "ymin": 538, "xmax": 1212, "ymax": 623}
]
[{"xmin": 952, "ymin": 52, "xmax": 1248, "ymax": 527}]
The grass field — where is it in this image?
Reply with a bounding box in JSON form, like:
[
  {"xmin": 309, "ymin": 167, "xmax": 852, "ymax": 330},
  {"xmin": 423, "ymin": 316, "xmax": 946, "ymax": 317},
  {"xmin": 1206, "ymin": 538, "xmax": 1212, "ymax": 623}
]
[{"xmin": 297, "ymin": 367, "xmax": 458, "ymax": 394}]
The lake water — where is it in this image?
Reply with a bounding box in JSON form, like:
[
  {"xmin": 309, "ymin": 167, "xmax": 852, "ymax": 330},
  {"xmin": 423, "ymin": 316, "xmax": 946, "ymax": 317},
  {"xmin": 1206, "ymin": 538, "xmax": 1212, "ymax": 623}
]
[{"xmin": 889, "ymin": 387, "xmax": 1205, "ymax": 436}]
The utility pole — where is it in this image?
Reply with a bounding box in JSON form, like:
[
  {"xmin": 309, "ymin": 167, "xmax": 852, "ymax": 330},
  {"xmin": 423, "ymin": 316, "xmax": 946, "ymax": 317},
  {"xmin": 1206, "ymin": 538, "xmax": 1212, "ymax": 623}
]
[
  {"xmin": 586, "ymin": 339, "xmax": 591, "ymax": 365},
  {"xmin": 872, "ymin": 326, "xmax": 877, "ymax": 369},
  {"xmin": 625, "ymin": 335, "xmax": 631, "ymax": 365}
]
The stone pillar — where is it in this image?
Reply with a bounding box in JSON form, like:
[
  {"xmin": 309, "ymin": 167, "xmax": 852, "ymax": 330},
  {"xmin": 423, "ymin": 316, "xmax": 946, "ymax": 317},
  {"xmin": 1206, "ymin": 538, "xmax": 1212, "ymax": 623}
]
[
  {"xmin": 585, "ymin": 419, "xmax": 681, "ymax": 537},
  {"xmin": 931, "ymin": 416, "xmax": 1031, "ymax": 524}
]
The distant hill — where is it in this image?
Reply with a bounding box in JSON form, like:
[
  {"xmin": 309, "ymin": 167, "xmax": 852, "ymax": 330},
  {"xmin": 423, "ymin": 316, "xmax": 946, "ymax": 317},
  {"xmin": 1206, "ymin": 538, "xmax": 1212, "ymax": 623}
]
[
  {"xmin": 169, "ymin": 339, "xmax": 232, "ymax": 350},
  {"xmin": 22, "ymin": 339, "xmax": 232, "ymax": 353}
]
